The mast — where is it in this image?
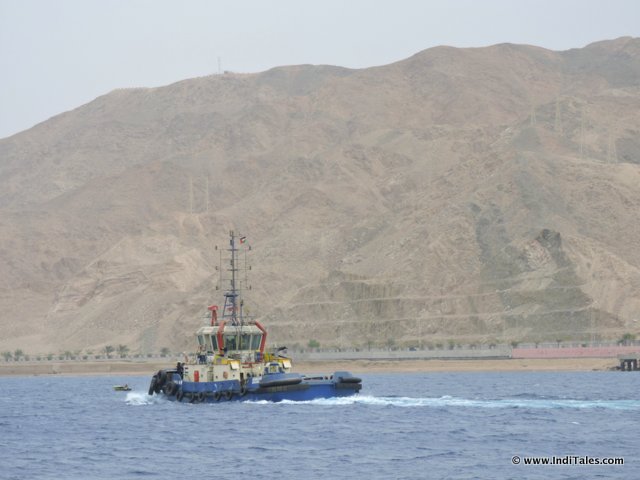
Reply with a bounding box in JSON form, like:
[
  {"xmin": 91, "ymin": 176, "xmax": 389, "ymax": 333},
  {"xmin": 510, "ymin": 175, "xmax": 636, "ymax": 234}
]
[
  {"xmin": 223, "ymin": 230, "xmax": 238, "ymax": 325},
  {"xmin": 216, "ymin": 231, "xmax": 266, "ymax": 353},
  {"xmin": 222, "ymin": 230, "xmax": 246, "ymax": 326}
]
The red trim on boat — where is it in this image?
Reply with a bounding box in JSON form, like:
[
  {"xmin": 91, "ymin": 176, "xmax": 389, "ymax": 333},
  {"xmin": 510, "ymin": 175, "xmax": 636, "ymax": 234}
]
[
  {"xmin": 255, "ymin": 321, "xmax": 267, "ymax": 353},
  {"xmin": 217, "ymin": 320, "xmax": 226, "ymax": 354}
]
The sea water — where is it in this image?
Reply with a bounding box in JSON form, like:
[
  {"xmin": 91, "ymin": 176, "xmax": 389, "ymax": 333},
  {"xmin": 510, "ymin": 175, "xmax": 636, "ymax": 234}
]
[{"xmin": 0, "ymin": 371, "xmax": 638, "ymax": 479}]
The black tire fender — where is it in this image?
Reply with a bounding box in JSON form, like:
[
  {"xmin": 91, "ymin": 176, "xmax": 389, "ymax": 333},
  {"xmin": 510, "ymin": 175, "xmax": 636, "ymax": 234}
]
[
  {"xmin": 148, "ymin": 376, "xmax": 157, "ymax": 396},
  {"xmin": 163, "ymin": 382, "xmax": 177, "ymax": 396},
  {"xmin": 338, "ymin": 376, "xmax": 362, "ymax": 384},
  {"xmin": 154, "ymin": 371, "xmax": 164, "ymax": 394}
]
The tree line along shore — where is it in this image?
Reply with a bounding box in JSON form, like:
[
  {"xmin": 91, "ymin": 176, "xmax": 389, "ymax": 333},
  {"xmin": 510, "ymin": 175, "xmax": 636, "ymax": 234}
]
[{"xmin": 0, "ymin": 357, "xmax": 619, "ymax": 377}]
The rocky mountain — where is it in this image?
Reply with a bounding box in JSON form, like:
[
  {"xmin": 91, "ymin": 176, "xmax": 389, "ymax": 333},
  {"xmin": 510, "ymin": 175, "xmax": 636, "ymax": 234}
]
[{"xmin": 1, "ymin": 37, "xmax": 640, "ymax": 354}]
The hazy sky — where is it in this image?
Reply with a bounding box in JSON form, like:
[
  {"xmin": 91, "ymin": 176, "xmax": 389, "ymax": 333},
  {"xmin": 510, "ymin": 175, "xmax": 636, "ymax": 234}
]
[{"xmin": 1, "ymin": 0, "xmax": 639, "ymax": 139}]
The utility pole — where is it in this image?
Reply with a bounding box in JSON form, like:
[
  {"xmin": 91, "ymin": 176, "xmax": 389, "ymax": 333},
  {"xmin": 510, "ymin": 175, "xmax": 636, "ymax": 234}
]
[
  {"xmin": 607, "ymin": 133, "xmax": 617, "ymax": 164},
  {"xmin": 579, "ymin": 108, "xmax": 585, "ymax": 158},
  {"xmin": 554, "ymin": 97, "xmax": 562, "ymax": 134},
  {"xmin": 189, "ymin": 176, "xmax": 194, "ymax": 214},
  {"xmin": 205, "ymin": 175, "xmax": 210, "ymax": 213},
  {"xmin": 530, "ymin": 103, "xmax": 537, "ymax": 127}
]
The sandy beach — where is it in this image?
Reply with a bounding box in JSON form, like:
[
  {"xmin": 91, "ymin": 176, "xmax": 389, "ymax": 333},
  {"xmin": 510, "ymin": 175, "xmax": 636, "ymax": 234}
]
[{"xmin": 0, "ymin": 357, "xmax": 619, "ymax": 377}]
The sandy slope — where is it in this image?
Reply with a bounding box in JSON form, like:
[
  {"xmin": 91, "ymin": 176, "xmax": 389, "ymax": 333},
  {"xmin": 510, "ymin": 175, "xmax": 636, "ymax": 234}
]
[{"xmin": 1, "ymin": 38, "xmax": 640, "ymax": 355}]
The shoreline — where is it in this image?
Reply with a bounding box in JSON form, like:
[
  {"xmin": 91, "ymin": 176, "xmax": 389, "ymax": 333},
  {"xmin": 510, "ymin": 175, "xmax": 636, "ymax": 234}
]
[{"xmin": 0, "ymin": 357, "xmax": 619, "ymax": 377}]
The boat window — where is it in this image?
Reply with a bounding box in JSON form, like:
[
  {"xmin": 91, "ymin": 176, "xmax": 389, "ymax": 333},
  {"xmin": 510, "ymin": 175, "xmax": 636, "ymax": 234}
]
[
  {"xmin": 268, "ymin": 363, "xmax": 280, "ymax": 374},
  {"xmin": 251, "ymin": 334, "xmax": 262, "ymax": 350},
  {"xmin": 225, "ymin": 335, "xmax": 237, "ymax": 351},
  {"xmin": 240, "ymin": 333, "xmax": 252, "ymax": 350},
  {"xmin": 197, "ymin": 335, "xmax": 205, "ymax": 347},
  {"xmin": 210, "ymin": 335, "xmax": 218, "ymax": 351}
]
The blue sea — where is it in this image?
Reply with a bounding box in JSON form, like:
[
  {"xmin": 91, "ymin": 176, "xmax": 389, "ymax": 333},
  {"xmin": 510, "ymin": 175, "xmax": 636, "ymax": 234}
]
[{"xmin": 1, "ymin": 371, "xmax": 638, "ymax": 479}]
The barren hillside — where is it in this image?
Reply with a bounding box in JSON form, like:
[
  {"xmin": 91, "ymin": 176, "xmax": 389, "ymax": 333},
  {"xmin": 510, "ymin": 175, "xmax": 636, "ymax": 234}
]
[{"xmin": 1, "ymin": 37, "xmax": 639, "ymax": 354}]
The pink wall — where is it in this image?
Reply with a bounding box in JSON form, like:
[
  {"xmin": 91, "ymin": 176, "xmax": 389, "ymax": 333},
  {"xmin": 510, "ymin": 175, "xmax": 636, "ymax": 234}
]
[{"xmin": 512, "ymin": 346, "xmax": 640, "ymax": 359}]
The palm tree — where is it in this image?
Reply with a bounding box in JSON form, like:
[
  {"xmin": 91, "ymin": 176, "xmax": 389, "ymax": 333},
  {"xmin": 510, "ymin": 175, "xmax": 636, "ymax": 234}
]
[
  {"xmin": 2, "ymin": 351, "xmax": 12, "ymax": 361},
  {"xmin": 14, "ymin": 349, "xmax": 24, "ymax": 361},
  {"xmin": 117, "ymin": 345, "xmax": 129, "ymax": 358},
  {"xmin": 160, "ymin": 347, "xmax": 170, "ymax": 357},
  {"xmin": 620, "ymin": 333, "xmax": 636, "ymax": 346},
  {"xmin": 104, "ymin": 345, "xmax": 115, "ymax": 358}
]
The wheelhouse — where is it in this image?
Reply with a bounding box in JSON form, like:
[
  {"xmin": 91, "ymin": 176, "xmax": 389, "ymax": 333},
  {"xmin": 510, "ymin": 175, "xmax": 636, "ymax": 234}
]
[{"xmin": 195, "ymin": 323, "xmax": 266, "ymax": 357}]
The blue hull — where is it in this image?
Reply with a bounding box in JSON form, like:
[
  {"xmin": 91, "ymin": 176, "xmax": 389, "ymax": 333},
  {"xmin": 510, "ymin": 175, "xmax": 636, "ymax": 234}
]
[{"xmin": 152, "ymin": 372, "xmax": 362, "ymax": 403}]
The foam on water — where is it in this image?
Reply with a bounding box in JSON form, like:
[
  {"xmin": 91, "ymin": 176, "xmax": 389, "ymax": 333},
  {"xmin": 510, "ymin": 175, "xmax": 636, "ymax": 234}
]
[
  {"xmin": 259, "ymin": 395, "xmax": 640, "ymax": 410},
  {"xmin": 126, "ymin": 390, "xmax": 640, "ymax": 410},
  {"xmin": 125, "ymin": 391, "xmax": 165, "ymax": 406}
]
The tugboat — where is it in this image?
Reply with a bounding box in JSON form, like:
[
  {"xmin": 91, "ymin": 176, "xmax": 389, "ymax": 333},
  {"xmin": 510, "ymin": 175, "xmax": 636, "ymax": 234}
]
[{"xmin": 148, "ymin": 231, "xmax": 362, "ymax": 403}]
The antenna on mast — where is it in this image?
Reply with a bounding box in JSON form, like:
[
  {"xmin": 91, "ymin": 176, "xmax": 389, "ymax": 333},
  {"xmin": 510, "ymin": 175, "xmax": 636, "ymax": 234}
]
[{"xmin": 219, "ymin": 231, "xmax": 249, "ymax": 325}]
